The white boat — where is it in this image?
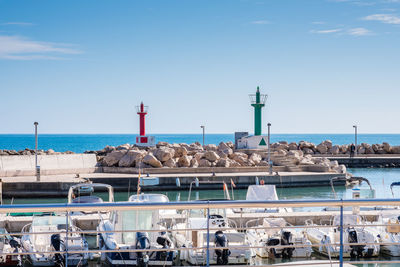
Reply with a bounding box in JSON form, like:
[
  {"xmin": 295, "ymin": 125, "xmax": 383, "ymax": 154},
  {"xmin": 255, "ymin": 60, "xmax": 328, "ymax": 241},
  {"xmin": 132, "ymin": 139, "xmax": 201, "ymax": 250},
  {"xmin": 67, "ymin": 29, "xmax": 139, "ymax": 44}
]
[
  {"xmin": 0, "ymin": 228, "xmax": 22, "ymax": 266},
  {"xmin": 366, "ymin": 215, "xmax": 400, "ymax": 256},
  {"xmin": 305, "ymin": 214, "xmax": 379, "ymax": 258},
  {"xmin": 234, "ymin": 185, "xmax": 291, "ymax": 213},
  {"xmin": 97, "ymin": 193, "xmax": 176, "ymax": 266},
  {"xmin": 68, "ymin": 183, "xmax": 114, "ymax": 215},
  {"xmin": 172, "ymin": 201, "xmax": 252, "ymax": 265},
  {"xmin": 21, "ymin": 215, "xmax": 89, "ymax": 266},
  {"xmin": 246, "ymin": 217, "xmax": 312, "ymax": 259}
]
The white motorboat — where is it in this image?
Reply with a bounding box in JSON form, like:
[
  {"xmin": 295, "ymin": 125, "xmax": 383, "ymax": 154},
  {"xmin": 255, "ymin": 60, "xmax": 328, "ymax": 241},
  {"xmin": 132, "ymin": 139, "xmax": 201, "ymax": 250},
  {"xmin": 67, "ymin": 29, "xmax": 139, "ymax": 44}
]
[
  {"xmin": 0, "ymin": 228, "xmax": 22, "ymax": 266},
  {"xmin": 246, "ymin": 217, "xmax": 312, "ymax": 259},
  {"xmin": 172, "ymin": 201, "xmax": 252, "ymax": 265},
  {"xmin": 97, "ymin": 193, "xmax": 176, "ymax": 266},
  {"xmin": 305, "ymin": 214, "xmax": 379, "ymax": 258},
  {"xmin": 68, "ymin": 183, "xmax": 114, "ymax": 215},
  {"xmin": 21, "ymin": 215, "xmax": 89, "ymax": 266}
]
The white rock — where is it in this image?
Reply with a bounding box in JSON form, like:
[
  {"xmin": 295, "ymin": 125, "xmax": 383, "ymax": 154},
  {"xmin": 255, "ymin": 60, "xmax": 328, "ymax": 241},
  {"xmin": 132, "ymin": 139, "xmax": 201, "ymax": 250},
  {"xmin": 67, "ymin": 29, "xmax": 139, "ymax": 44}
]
[
  {"xmin": 142, "ymin": 154, "xmax": 163, "ymax": 168},
  {"xmin": 178, "ymin": 155, "xmax": 192, "ymax": 167},
  {"xmin": 103, "ymin": 151, "xmax": 126, "ymax": 166},
  {"xmin": 204, "ymin": 151, "xmax": 220, "ymax": 162},
  {"xmin": 118, "ymin": 150, "xmax": 146, "ymax": 167},
  {"xmin": 198, "ymin": 159, "xmax": 212, "ymax": 167}
]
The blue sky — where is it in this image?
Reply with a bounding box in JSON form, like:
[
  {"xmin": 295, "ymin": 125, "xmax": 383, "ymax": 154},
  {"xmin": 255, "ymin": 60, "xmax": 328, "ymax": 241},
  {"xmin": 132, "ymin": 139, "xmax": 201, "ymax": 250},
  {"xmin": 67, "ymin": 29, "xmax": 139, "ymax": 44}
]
[{"xmin": 1, "ymin": 0, "xmax": 400, "ymax": 134}]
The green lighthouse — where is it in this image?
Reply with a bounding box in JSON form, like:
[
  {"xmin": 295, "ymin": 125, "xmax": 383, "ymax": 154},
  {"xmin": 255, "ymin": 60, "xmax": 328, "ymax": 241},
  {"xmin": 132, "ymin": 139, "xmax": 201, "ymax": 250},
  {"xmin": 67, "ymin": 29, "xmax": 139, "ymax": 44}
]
[{"xmin": 250, "ymin": 86, "xmax": 267, "ymax": 136}]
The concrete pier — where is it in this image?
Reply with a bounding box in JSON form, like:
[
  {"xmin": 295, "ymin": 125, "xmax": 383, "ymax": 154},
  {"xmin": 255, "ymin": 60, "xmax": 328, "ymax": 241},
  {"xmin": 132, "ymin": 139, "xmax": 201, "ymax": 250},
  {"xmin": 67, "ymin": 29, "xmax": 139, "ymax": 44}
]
[{"xmin": 316, "ymin": 155, "xmax": 400, "ymax": 168}]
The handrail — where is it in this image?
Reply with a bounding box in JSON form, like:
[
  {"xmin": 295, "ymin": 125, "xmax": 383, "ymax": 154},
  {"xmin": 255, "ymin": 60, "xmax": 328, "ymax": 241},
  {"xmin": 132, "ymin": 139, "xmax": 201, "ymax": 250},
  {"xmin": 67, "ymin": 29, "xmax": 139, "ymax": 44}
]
[{"xmin": 2, "ymin": 198, "xmax": 400, "ymax": 213}]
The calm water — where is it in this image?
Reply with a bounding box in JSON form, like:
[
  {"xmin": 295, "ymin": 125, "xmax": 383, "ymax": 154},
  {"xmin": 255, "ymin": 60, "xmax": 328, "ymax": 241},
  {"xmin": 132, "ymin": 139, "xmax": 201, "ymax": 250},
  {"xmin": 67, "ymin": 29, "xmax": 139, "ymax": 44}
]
[
  {"xmin": 2, "ymin": 133, "xmax": 400, "ymax": 153},
  {"xmin": 3, "ymin": 168, "xmax": 399, "ymax": 205}
]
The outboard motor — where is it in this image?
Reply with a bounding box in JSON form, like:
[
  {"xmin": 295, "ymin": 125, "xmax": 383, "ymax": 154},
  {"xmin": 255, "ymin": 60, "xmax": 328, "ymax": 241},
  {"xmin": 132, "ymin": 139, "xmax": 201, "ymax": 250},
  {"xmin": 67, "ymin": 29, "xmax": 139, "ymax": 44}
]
[
  {"xmin": 51, "ymin": 234, "xmax": 65, "ymax": 266},
  {"xmin": 281, "ymin": 231, "xmax": 294, "ymax": 259},
  {"xmin": 266, "ymin": 237, "xmax": 280, "ymax": 258},
  {"xmin": 136, "ymin": 232, "xmax": 150, "ymax": 267},
  {"xmin": 9, "ymin": 238, "xmax": 22, "ymax": 267},
  {"xmin": 348, "ymin": 229, "xmax": 364, "ymax": 258},
  {"xmin": 214, "ymin": 231, "xmax": 230, "ymax": 265},
  {"xmin": 156, "ymin": 232, "xmax": 173, "ymax": 261}
]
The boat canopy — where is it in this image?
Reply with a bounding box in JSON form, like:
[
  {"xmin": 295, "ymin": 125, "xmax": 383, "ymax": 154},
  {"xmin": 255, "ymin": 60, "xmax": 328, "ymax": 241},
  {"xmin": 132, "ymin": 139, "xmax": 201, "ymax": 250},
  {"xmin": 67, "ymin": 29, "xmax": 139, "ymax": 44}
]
[{"xmin": 246, "ymin": 185, "xmax": 278, "ymax": 201}]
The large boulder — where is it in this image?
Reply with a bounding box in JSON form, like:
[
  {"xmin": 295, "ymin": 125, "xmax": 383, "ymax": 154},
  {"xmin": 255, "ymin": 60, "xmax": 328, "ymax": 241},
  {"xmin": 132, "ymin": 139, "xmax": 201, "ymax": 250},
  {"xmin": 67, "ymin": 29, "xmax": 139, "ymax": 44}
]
[
  {"xmin": 230, "ymin": 152, "xmax": 248, "ymax": 165},
  {"xmin": 154, "ymin": 147, "xmax": 175, "ymax": 162},
  {"xmin": 118, "ymin": 150, "xmax": 146, "ymax": 167},
  {"xmin": 204, "ymin": 151, "xmax": 220, "ymax": 162},
  {"xmin": 190, "ymin": 158, "xmax": 199, "ymax": 168},
  {"xmin": 178, "ymin": 155, "xmax": 192, "ymax": 167},
  {"xmin": 365, "ymin": 145, "xmax": 375, "ymax": 154},
  {"xmin": 103, "ymin": 150, "xmax": 126, "ymax": 166},
  {"xmin": 316, "ymin": 143, "xmax": 328, "ymax": 154},
  {"xmin": 330, "ymin": 145, "xmax": 340, "ymax": 155},
  {"xmin": 174, "ymin": 146, "xmax": 188, "ymax": 158},
  {"xmin": 249, "ymin": 153, "xmax": 262, "ymax": 165},
  {"xmin": 204, "ymin": 144, "xmax": 217, "ymax": 151},
  {"xmin": 322, "ymin": 140, "xmax": 333, "ymax": 149},
  {"xmin": 156, "ymin": 141, "xmax": 169, "ymax": 147},
  {"xmin": 391, "ymin": 146, "xmax": 400, "ymax": 154},
  {"xmin": 383, "ymin": 142, "xmax": 391, "ymax": 153},
  {"xmin": 288, "ymin": 142, "xmax": 298, "ymax": 151},
  {"xmin": 163, "ymin": 158, "xmax": 177, "ymax": 168},
  {"xmin": 302, "ymin": 148, "xmax": 314, "ymax": 155},
  {"xmin": 216, "ymin": 158, "xmax": 230, "ymax": 167},
  {"xmin": 217, "ymin": 151, "xmax": 228, "ymax": 159},
  {"xmin": 198, "ymin": 159, "xmax": 212, "ymax": 167},
  {"xmin": 142, "ymin": 154, "xmax": 163, "ymax": 168},
  {"xmin": 116, "ymin": 143, "xmax": 130, "ymax": 150},
  {"xmin": 194, "ymin": 152, "xmax": 205, "ymax": 161}
]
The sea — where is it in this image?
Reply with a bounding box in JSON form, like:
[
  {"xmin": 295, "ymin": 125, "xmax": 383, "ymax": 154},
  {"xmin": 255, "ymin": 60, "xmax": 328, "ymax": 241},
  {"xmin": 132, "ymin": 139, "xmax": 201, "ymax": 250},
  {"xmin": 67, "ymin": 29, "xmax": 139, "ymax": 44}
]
[{"xmin": 2, "ymin": 133, "xmax": 400, "ymax": 153}]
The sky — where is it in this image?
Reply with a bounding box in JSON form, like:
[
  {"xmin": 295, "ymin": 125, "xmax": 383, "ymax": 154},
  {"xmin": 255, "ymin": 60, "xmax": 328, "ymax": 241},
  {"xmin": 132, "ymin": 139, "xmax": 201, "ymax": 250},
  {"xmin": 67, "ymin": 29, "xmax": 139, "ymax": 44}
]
[{"xmin": 0, "ymin": 0, "xmax": 399, "ymax": 134}]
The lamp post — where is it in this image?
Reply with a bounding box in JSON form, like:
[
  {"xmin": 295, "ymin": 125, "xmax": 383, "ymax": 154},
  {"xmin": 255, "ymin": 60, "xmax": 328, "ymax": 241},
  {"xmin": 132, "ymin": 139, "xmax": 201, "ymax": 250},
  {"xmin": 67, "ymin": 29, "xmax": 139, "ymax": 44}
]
[
  {"xmin": 200, "ymin": 125, "xmax": 205, "ymax": 147},
  {"xmin": 34, "ymin": 122, "xmax": 40, "ymax": 181},
  {"xmin": 267, "ymin": 123, "xmax": 272, "ymax": 175},
  {"xmin": 353, "ymin": 125, "xmax": 358, "ymax": 157}
]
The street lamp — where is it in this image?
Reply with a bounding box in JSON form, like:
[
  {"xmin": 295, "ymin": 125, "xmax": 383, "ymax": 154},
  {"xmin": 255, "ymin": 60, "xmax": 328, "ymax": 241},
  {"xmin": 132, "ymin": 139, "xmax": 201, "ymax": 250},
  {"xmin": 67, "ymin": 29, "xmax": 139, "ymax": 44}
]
[
  {"xmin": 267, "ymin": 123, "xmax": 272, "ymax": 175},
  {"xmin": 200, "ymin": 125, "xmax": 205, "ymax": 147},
  {"xmin": 34, "ymin": 122, "xmax": 40, "ymax": 181},
  {"xmin": 353, "ymin": 125, "xmax": 358, "ymax": 157}
]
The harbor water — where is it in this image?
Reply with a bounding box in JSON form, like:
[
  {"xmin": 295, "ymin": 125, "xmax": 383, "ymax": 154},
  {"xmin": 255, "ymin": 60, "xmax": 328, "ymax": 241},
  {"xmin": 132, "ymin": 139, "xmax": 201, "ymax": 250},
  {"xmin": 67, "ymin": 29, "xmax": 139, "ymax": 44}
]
[{"xmin": 3, "ymin": 168, "xmax": 399, "ymax": 205}]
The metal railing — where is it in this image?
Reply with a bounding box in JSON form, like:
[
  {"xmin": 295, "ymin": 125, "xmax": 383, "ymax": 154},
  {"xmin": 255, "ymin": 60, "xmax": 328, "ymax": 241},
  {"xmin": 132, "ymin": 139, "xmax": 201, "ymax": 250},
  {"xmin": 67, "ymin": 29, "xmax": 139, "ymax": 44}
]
[{"xmin": 1, "ymin": 199, "xmax": 400, "ymax": 266}]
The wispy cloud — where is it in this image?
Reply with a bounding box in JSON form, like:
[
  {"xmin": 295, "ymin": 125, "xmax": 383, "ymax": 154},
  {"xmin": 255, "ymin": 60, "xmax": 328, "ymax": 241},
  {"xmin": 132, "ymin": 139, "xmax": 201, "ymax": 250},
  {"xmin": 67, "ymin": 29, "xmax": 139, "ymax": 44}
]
[
  {"xmin": 347, "ymin": 27, "xmax": 372, "ymax": 36},
  {"xmin": 0, "ymin": 35, "xmax": 81, "ymax": 60},
  {"xmin": 363, "ymin": 13, "xmax": 400, "ymax": 24},
  {"xmin": 1, "ymin": 22, "xmax": 33, "ymax": 26},
  {"xmin": 311, "ymin": 28, "xmax": 343, "ymax": 34},
  {"xmin": 250, "ymin": 20, "xmax": 269, "ymax": 25}
]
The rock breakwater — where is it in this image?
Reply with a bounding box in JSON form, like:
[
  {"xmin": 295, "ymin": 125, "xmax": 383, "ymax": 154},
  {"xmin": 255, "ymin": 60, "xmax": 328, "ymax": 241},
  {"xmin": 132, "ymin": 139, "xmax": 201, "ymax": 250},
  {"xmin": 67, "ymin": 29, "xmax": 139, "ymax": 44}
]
[{"xmin": 86, "ymin": 141, "xmax": 346, "ymax": 174}]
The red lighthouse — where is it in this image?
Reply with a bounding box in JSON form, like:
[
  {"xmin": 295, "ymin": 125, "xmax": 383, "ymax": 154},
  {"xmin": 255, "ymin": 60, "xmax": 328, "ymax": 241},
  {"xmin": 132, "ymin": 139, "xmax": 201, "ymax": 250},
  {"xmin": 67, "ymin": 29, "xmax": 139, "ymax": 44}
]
[{"xmin": 135, "ymin": 102, "xmax": 155, "ymax": 146}]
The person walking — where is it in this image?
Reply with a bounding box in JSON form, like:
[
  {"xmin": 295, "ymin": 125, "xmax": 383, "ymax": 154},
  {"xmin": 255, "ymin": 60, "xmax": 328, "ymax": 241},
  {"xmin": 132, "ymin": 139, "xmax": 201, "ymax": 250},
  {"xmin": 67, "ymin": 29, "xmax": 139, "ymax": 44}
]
[{"xmin": 350, "ymin": 143, "xmax": 355, "ymax": 158}]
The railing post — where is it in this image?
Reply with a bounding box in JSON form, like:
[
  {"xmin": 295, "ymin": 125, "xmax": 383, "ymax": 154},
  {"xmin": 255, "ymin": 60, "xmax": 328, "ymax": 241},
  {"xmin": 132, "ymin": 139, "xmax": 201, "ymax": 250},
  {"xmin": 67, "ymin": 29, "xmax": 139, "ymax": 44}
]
[
  {"xmin": 339, "ymin": 200, "xmax": 343, "ymax": 267},
  {"xmin": 206, "ymin": 202, "xmax": 210, "ymax": 267},
  {"xmin": 65, "ymin": 211, "xmax": 69, "ymax": 267}
]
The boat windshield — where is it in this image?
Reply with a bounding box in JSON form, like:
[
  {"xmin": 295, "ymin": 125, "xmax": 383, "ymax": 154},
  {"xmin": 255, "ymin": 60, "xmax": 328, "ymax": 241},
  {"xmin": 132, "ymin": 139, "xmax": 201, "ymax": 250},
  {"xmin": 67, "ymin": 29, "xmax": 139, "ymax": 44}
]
[
  {"xmin": 333, "ymin": 215, "xmax": 362, "ymax": 226},
  {"xmin": 128, "ymin": 194, "xmax": 169, "ymax": 203},
  {"xmin": 32, "ymin": 216, "xmax": 69, "ymax": 227},
  {"xmin": 246, "ymin": 185, "xmax": 278, "ymax": 201},
  {"xmin": 119, "ymin": 210, "xmax": 154, "ymax": 244}
]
